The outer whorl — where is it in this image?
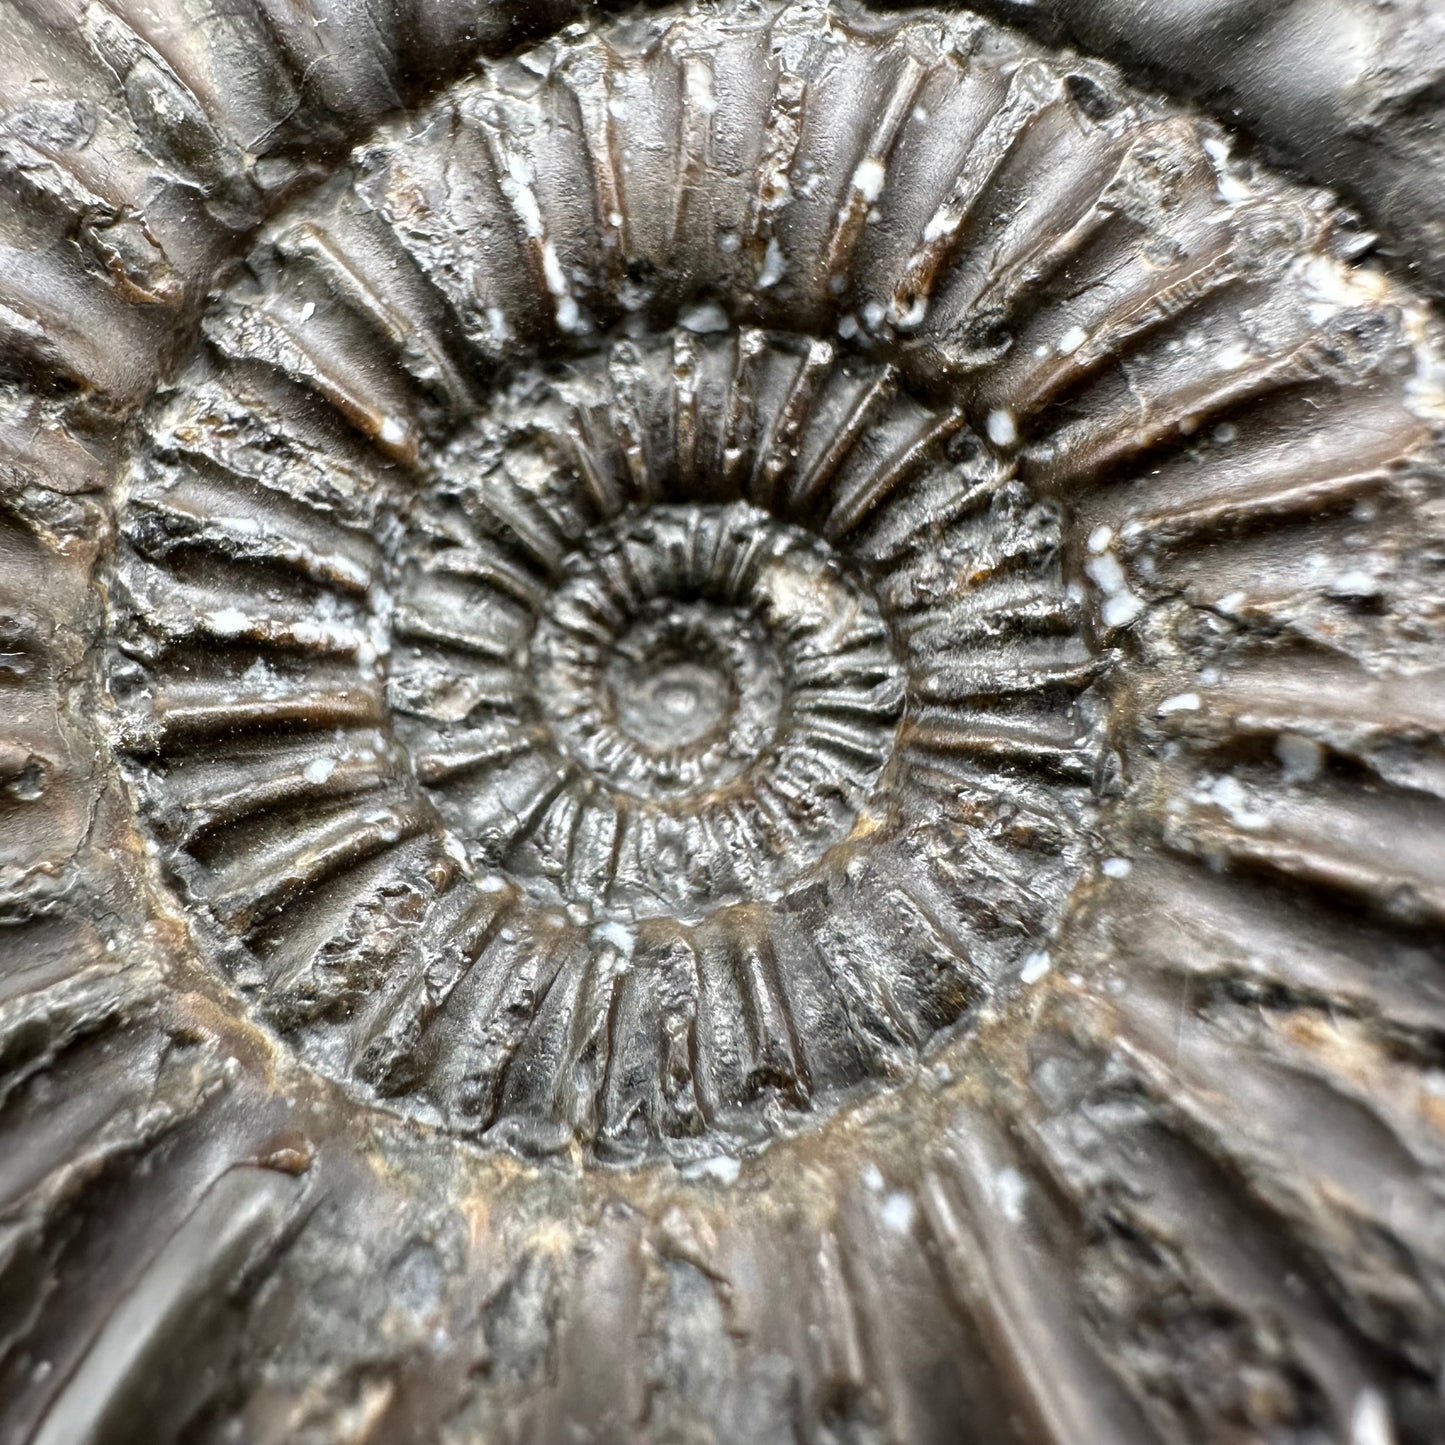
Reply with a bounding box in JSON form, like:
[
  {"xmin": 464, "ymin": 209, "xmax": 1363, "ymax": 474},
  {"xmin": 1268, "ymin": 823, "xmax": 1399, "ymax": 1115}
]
[{"xmin": 2, "ymin": 1, "xmax": 1445, "ymax": 1442}]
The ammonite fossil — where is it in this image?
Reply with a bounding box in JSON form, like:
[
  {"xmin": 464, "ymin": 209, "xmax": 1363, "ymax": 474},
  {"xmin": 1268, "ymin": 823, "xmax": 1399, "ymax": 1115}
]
[{"xmin": 3, "ymin": 0, "xmax": 1445, "ymax": 1440}]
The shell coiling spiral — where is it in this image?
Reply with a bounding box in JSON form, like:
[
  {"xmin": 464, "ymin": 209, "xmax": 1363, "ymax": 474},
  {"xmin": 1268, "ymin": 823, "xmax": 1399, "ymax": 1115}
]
[
  {"xmin": 108, "ymin": 6, "xmax": 1149, "ymax": 1156},
  {"xmin": 108, "ymin": 1, "xmax": 1442, "ymax": 1167},
  {"xmin": 2, "ymin": 0, "xmax": 1444, "ymax": 1439}
]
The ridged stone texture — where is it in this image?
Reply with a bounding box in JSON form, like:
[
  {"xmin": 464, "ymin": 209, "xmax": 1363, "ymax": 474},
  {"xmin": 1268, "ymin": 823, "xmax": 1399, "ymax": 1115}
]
[{"xmin": 3, "ymin": 0, "xmax": 1445, "ymax": 1441}]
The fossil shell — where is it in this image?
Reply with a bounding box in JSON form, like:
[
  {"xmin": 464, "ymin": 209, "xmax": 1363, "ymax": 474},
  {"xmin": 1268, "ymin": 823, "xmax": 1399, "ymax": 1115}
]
[{"xmin": 3, "ymin": 0, "xmax": 1445, "ymax": 1440}]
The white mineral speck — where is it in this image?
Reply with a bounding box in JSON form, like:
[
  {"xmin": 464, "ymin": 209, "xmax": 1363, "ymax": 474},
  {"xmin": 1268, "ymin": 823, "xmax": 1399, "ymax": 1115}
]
[
  {"xmin": 1057, "ymin": 323, "xmax": 1087, "ymax": 355},
  {"xmin": 684, "ymin": 58, "xmax": 717, "ymax": 116},
  {"xmin": 303, "ymin": 757, "xmax": 336, "ymax": 785},
  {"xmin": 922, "ymin": 207, "xmax": 955, "ymax": 244},
  {"xmin": 1102, "ymin": 591, "xmax": 1144, "ymax": 627},
  {"xmin": 1020, "ymin": 951, "xmax": 1051, "ymax": 984},
  {"xmin": 757, "ymin": 238, "xmax": 785, "ymax": 289},
  {"xmin": 379, "ymin": 416, "xmax": 407, "ymax": 447},
  {"xmin": 1350, "ymin": 1389, "xmax": 1393, "ymax": 1445},
  {"xmin": 1084, "ymin": 546, "xmax": 1146, "ymax": 628},
  {"xmin": 680, "ymin": 300, "xmax": 730, "ymax": 333},
  {"xmin": 1085, "ymin": 550, "xmax": 1127, "ymax": 594},
  {"xmin": 986, "ymin": 409, "xmax": 1017, "ymax": 446},
  {"xmin": 993, "ymin": 1167, "xmax": 1028, "ymax": 1223},
  {"xmin": 594, "ymin": 919, "xmax": 636, "ymax": 957},
  {"xmin": 853, "ymin": 157, "xmax": 886, "ymax": 204},
  {"xmin": 684, "ymin": 1155, "xmax": 741, "ymax": 1185},
  {"xmin": 1329, "ymin": 567, "xmax": 1380, "ymax": 597},
  {"xmin": 880, "ymin": 1191, "xmax": 916, "ymax": 1233},
  {"xmin": 539, "ymin": 243, "xmax": 583, "ymax": 334},
  {"xmin": 557, "ymin": 292, "xmax": 583, "ymax": 333},
  {"xmin": 207, "ymin": 608, "xmax": 251, "ymax": 635},
  {"xmin": 500, "ymin": 156, "xmax": 544, "ymax": 238},
  {"xmin": 1158, "ymin": 692, "xmax": 1201, "ymax": 715},
  {"xmin": 1207, "ymin": 774, "xmax": 1268, "ymax": 829},
  {"xmin": 241, "ymin": 657, "xmax": 279, "ymax": 694},
  {"xmin": 1102, "ymin": 856, "xmax": 1133, "ymax": 879}
]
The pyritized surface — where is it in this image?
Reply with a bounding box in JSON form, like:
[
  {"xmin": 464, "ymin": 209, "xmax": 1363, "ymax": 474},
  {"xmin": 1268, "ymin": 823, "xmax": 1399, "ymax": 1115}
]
[
  {"xmin": 3, "ymin": 0, "xmax": 1444, "ymax": 1439},
  {"xmin": 111, "ymin": 303, "xmax": 1101, "ymax": 1153},
  {"xmin": 101, "ymin": 0, "xmax": 1445, "ymax": 1187}
]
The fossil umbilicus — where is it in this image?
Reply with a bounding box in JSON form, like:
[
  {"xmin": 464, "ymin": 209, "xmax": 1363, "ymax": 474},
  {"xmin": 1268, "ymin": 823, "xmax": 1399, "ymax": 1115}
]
[{"xmin": 3, "ymin": 1, "xmax": 1445, "ymax": 1442}]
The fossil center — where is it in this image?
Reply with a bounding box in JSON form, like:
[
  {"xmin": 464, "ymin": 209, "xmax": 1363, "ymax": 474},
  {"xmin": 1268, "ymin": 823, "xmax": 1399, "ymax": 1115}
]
[
  {"xmin": 463, "ymin": 500, "xmax": 905, "ymax": 920},
  {"xmin": 528, "ymin": 509, "xmax": 793, "ymax": 799},
  {"xmin": 613, "ymin": 649, "xmax": 738, "ymax": 751}
]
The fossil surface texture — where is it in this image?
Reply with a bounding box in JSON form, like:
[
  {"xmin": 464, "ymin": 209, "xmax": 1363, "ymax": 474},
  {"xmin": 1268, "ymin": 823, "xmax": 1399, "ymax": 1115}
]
[{"xmin": 2, "ymin": 1, "xmax": 1445, "ymax": 1442}]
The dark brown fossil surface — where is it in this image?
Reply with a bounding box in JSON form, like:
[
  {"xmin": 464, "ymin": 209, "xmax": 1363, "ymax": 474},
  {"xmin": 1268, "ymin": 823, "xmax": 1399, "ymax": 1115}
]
[
  {"xmin": 951, "ymin": 0, "xmax": 1445, "ymax": 299},
  {"xmin": 3, "ymin": 1, "xmax": 1445, "ymax": 1441}
]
